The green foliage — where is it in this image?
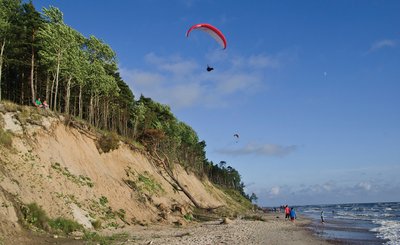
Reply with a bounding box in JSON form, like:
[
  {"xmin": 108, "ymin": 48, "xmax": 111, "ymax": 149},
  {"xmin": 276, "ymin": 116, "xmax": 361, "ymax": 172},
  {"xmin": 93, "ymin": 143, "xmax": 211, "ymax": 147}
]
[
  {"xmin": 183, "ymin": 213, "xmax": 193, "ymax": 222},
  {"xmin": 48, "ymin": 217, "xmax": 82, "ymax": 234},
  {"xmin": 0, "ymin": 128, "xmax": 12, "ymax": 148},
  {"xmin": 99, "ymin": 196, "xmax": 108, "ymax": 206},
  {"xmin": 51, "ymin": 162, "xmax": 93, "ymax": 187},
  {"xmin": 115, "ymin": 208, "xmax": 126, "ymax": 221},
  {"xmin": 138, "ymin": 173, "xmax": 164, "ymax": 194},
  {"xmin": 98, "ymin": 132, "xmax": 119, "ymax": 153},
  {"xmin": 91, "ymin": 219, "xmax": 102, "ymax": 230},
  {"xmin": 242, "ymin": 215, "xmax": 266, "ymax": 221},
  {"xmin": 22, "ymin": 203, "xmax": 49, "ymax": 230},
  {"xmin": 1, "ymin": 101, "xmax": 19, "ymax": 112},
  {"xmin": 22, "ymin": 203, "xmax": 83, "ymax": 234},
  {"xmin": 83, "ymin": 231, "xmax": 129, "ymax": 245}
]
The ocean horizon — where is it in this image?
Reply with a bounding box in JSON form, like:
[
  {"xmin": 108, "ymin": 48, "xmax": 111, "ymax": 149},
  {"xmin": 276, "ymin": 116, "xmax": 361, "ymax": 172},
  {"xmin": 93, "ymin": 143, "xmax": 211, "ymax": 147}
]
[{"xmin": 294, "ymin": 202, "xmax": 400, "ymax": 245}]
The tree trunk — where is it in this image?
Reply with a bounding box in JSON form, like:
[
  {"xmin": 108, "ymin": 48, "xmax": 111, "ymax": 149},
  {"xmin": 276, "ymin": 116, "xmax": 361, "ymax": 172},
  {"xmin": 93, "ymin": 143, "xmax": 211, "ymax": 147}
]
[
  {"xmin": 0, "ymin": 40, "xmax": 5, "ymax": 101},
  {"xmin": 89, "ymin": 93, "xmax": 94, "ymax": 125},
  {"xmin": 78, "ymin": 84, "xmax": 83, "ymax": 118},
  {"xmin": 64, "ymin": 76, "xmax": 72, "ymax": 114},
  {"xmin": 54, "ymin": 53, "xmax": 61, "ymax": 111},
  {"xmin": 156, "ymin": 152, "xmax": 205, "ymax": 209},
  {"xmin": 30, "ymin": 46, "xmax": 35, "ymax": 104},
  {"xmin": 50, "ymin": 73, "xmax": 55, "ymax": 109},
  {"xmin": 45, "ymin": 73, "xmax": 50, "ymax": 103}
]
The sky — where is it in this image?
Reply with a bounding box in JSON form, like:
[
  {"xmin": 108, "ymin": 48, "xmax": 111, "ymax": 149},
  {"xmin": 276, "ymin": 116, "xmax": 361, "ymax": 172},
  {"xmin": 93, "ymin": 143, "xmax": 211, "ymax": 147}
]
[{"xmin": 32, "ymin": 0, "xmax": 400, "ymax": 206}]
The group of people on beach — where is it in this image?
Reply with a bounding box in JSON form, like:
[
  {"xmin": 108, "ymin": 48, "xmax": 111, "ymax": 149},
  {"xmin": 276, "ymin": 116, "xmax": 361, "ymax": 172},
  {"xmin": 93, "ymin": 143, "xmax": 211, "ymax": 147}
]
[
  {"xmin": 283, "ymin": 205, "xmax": 297, "ymax": 222},
  {"xmin": 35, "ymin": 97, "xmax": 49, "ymax": 109}
]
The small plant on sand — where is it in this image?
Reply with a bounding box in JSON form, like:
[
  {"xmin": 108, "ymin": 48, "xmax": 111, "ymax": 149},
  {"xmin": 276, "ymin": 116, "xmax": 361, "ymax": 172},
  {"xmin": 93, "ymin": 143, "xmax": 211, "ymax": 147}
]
[
  {"xmin": 242, "ymin": 214, "xmax": 266, "ymax": 221},
  {"xmin": 48, "ymin": 217, "xmax": 82, "ymax": 234},
  {"xmin": 183, "ymin": 213, "xmax": 194, "ymax": 222},
  {"xmin": 83, "ymin": 231, "xmax": 129, "ymax": 245},
  {"xmin": 99, "ymin": 196, "xmax": 108, "ymax": 206},
  {"xmin": 51, "ymin": 162, "xmax": 93, "ymax": 187},
  {"xmin": 138, "ymin": 172, "xmax": 164, "ymax": 194}
]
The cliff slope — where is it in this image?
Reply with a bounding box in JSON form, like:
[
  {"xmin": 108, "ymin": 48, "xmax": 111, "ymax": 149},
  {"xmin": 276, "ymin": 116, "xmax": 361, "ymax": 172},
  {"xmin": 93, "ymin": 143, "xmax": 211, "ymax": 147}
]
[{"xmin": 0, "ymin": 103, "xmax": 249, "ymax": 241}]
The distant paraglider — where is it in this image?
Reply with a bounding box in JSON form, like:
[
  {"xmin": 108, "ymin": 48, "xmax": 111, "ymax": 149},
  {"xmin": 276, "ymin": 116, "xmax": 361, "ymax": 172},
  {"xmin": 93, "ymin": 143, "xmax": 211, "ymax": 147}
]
[{"xmin": 233, "ymin": 133, "xmax": 239, "ymax": 143}]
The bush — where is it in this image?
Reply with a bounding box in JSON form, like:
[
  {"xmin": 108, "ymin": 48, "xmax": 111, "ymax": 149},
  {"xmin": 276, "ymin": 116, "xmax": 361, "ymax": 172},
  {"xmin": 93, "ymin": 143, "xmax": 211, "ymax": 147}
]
[
  {"xmin": 22, "ymin": 203, "xmax": 49, "ymax": 230},
  {"xmin": 48, "ymin": 217, "xmax": 82, "ymax": 234},
  {"xmin": 91, "ymin": 219, "xmax": 102, "ymax": 230},
  {"xmin": 2, "ymin": 101, "xmax": 19, "ymax": 112},
  {"xmin": 98, "ymin": 132, "xmax": 119, "ymax": 153},
  {"xmin": 0, "ymin": 129, "xmax": 12, "ymax": 148}
]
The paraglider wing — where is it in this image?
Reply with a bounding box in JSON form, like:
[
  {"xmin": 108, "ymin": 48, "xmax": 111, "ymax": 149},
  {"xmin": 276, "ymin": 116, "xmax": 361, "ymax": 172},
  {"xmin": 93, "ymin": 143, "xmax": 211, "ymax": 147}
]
[
  {"xmin": 233, "ymin": 134, "xmax": 239, "ymax": 138},
  {"xmin": 186, "ymin": 23, "xmax": 227, "ymax": 49}
]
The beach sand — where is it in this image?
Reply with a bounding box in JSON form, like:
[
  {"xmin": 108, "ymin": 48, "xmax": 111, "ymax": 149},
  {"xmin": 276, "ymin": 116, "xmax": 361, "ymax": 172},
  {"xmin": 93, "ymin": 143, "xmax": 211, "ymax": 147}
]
[
  {"xmin": 4, "ymin": 212, "xmax": 339, "ymax": 244},
  {"xmin": 104, "ymin": 212, "xmax": 337, "ymax": 245}
]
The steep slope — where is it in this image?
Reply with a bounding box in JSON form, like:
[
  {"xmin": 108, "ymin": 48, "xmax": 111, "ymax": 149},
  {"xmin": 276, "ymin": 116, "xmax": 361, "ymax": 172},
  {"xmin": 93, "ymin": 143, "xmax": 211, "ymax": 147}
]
[{"xmin": 0, "ymin": 104, "xmax": 248, "ymax": 240}]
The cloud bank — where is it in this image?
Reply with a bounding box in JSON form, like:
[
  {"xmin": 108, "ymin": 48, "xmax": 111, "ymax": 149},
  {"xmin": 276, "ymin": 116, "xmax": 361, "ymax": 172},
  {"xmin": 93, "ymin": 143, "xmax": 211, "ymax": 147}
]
[
  {"xmin": 251, "ymin": 179, "xmax": 400, "ymax": 206},
  {"xmin": 120, "ymin": 51, "xmax": 281, "ymax": 109},
  {"xmin": 216, "ymin": 143, "xmax": 297, "ymax": 157}
]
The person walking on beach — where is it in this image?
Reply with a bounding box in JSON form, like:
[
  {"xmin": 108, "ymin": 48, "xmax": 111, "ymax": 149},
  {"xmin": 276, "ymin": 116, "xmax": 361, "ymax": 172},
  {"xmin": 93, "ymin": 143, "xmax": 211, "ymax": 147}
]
[
  {"xmin": 285, "ymin": 205, "xmax": 290, "ymax": 220},
  {"xmin": 321, "ymin": 210, "xmax": 325, "ymax": 223},
  {"xmin": 290, "ymin": 208, "xmax": 297, "ymax": 222}
]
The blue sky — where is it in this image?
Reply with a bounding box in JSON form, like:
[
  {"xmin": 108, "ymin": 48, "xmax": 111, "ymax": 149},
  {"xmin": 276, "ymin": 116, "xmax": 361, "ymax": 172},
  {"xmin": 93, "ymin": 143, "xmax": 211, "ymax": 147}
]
[{"xmin": 33, "ymin": 0, "xmax": 400, "ymax": 206}]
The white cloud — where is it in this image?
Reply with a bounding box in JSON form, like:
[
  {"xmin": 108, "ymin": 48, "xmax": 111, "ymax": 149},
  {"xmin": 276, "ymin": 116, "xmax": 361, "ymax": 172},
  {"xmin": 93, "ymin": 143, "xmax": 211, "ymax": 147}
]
[
  {"xmin": 248, "ymin": 54, "xmax": 280, "ymax": 69},
  {"xmin": 357, "ymin": 182, "xmax": 372, "ymax": 191},
  {"xmin": 369, "ymin": 39, "xmax": 396, "ymax": 52},
  {"xmin": 120, "ymin": 51, "xmax": 280, "ymax": 109},
  {"xmin": 270, "ymin": 186, "xmax": 280, "ymax": 196},
  {"xmin": 216, "ymin": 143, "xmax": 297, "ymax": 157}
]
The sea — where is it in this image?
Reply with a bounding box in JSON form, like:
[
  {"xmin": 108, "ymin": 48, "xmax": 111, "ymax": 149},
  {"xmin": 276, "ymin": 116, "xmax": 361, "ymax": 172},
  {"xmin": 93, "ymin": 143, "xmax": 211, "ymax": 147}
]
[{"xmin": 296, "ymin": 202, "xmax": 400, "ymax": 245}]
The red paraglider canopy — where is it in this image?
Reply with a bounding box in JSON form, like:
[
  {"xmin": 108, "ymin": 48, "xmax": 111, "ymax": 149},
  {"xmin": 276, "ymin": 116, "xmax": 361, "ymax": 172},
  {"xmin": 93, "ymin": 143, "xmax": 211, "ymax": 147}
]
[{"xmin": 186, "ymin": 23, "xmax": 227, "ymax": 49}]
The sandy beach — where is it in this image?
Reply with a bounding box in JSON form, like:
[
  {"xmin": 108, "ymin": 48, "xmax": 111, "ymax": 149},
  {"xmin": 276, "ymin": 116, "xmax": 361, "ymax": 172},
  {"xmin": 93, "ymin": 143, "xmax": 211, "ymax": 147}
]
[
  {"xmin": 3, "ymin": 211, "xmax": 342, "ymax": 245},
  {"xmin": 101, "ymin": 212, "xmax": 336, "ymax": 245}
]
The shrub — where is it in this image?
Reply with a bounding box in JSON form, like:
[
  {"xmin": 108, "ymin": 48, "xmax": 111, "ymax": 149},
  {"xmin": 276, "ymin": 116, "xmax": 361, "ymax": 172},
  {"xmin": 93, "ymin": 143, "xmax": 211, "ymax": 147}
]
[
  {"xmin": 98, "ymin": 132, "xmax": 119, "ymax": 153},
  {"xmin": 22, "ymin": 203, "xmax": 49, "ymax": 230},
  {"xmin": 91, "ymin": 219, "xmax": 102, "ymax": 230},
  {"xmin": 48, "ymin": 217, "xmax": 82, "ymax": 234},
  {"xmin": 0, "ymin": 129, "xmax": 12, "ymax": 148},
  {"xmin": 2, "ymin": 101, "xmax": 18, "ymax": 112}
]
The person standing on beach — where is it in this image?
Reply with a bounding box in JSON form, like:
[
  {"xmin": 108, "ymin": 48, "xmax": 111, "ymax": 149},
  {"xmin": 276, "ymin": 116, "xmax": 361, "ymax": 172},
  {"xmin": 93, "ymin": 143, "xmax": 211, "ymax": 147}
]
[
  {"xmin": 321, "ymin": 210, "xmax": 325, "ymax": 223},
  {"xmin": 290, "ymin": 208, "xmax": 297, "ymax": 222},
  {"xmin": 285, "ymin": 205, "xmax": 290, "ymax": 220}
]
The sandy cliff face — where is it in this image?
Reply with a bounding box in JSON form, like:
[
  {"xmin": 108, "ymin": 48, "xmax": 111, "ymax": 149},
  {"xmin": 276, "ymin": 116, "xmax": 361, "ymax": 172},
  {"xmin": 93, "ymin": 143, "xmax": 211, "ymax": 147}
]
[{"xmin": 0, "ymin": 108, "xmax": 230, "ymax": 237}]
